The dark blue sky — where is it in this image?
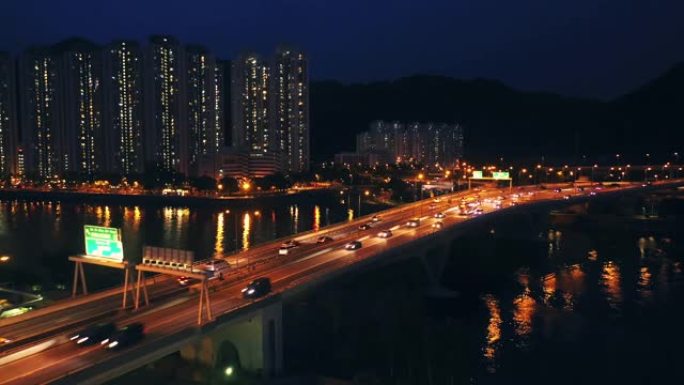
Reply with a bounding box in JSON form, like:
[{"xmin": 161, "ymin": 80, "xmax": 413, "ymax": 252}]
[{"xmin": 2, "ymin": 0, "xmax": 682, "ymax": 99}]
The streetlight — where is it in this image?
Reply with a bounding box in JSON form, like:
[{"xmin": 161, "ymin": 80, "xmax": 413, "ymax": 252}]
[{"xmin": 241, "ymin": 180, "xmax": 252, "ymax": 193}]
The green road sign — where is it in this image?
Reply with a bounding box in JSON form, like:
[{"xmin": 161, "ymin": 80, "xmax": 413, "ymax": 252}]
[
  {"xmin": 492, "ymin": 171, "xmax": 510, "ymax": 180},
  {"xmin": 84, "ymin": 225, "xmax": 124, "ymax": 262},
  {"xmin": 472, "ymin": 171, "xmax": 483, "ymax": 179}
]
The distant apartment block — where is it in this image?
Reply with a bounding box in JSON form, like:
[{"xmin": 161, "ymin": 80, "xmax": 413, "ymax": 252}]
[
  {"xmin": 0, "ymin": 52, "xmax": 17, "ymax": 177},
  {"xmin": 339, "ymin": 120, "xmax": 464, "ymax": 168}
]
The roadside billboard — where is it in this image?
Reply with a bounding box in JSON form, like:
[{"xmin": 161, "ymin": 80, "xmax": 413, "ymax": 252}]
[{"xmin": 84, "ymin": 225, "xmax": 124, "ymax": 262}]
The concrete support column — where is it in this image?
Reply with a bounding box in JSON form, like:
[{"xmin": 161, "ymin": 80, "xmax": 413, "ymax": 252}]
[
  {"xmin": 261, "ymin": 300, "xmax": 283, "ymax": 377},
  {"xmin": 419, "ymin": 241, "xmax": 451, "ymax": 286}
]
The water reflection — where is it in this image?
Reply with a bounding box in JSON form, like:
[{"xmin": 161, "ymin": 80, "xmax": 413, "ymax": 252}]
[
  {"xmin": 601, "ymin": 261, "xmax": 622, "ymax": 312},
  {"xmin": 293, "ymin": 205, "xmax": 299, "ymax": 233},
  {"xmin": 133, "ymin": 206, "xmax": 141, "ymax": 231},
  {"xmin": 313, "ymin": 205, "xmax": 321, "ymax": 232},
  {"xmin": 512, "ymin": 288, "xmax": 536, "ymax": 340},
  {"xmin": 162, "ymin": 207, "xmax": 190, "ymax": 244},
  {"xmin": 215, "ymin": 212, "xmax": 225, "ymax": 257},
  {"xmin": 242, "ymin": 212, "xmax": 251, "ymax": 250},
  {"xmin": 541, "ymin": 273, "xmax": 556, "ymax": 306},
  {"xmin": 483, "ymin": 294, "xmax": 502, "ymax": 371}
]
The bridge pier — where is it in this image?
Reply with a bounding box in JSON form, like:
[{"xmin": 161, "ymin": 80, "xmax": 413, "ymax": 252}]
[
  {"xmin": 419, "ymin": 240, "xmax": 452, "ymax": 286},
  {"xmin": 180, "ymin": 300, "xmax": 283, "ymax": 380}
]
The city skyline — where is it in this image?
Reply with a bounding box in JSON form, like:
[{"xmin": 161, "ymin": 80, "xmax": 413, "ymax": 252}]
[{"xmin": 0, "ymin": 35, "xmax": 311, "ymax": 180}]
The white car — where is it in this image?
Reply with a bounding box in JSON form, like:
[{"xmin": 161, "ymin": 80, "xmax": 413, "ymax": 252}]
[
  {"xmin": 198, "ymin": 259, "xmax": 230, "ymax": 280},
  {"xmin": 279, "ymin": 240, "xmax": 300, "ymax": 255},
  {"xmin": 433, "ymin": 212, "xmax": 445, "ymax": 219},
  {"xmin": 377, "ymin": 230, "xmax": 393, "ymax": 238},
  {"xmin": 406, "ymin": 219, "xmax": 420, "ymax": 228}
]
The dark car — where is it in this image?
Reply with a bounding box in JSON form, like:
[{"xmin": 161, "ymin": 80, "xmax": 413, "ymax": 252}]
[
  {"xmin": 358, "ymin": 224, "xmax": 371, "ymax": 230},
  {"xmin": 344, "ymin": 241, "xmax": 363, "ymax": 250},
  {"xmin": 70, "ymin": 322, "xmax": 117, "ymax": 346},
  {"xmin": 242, "ymin": 277, "xmax": 272, "ymax": 299},
  {"xmin": 280, "ymin": 240, "xmax": 300, "ymax": 248},
  {"xmin": 103, "ymin": 323, "xmax": 145, "ymax": 350},
  {"xmin": 317, "ymin": 236, "xmax": 333, "ymax": 244}
]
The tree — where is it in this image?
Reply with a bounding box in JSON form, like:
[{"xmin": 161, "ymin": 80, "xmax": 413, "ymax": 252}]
[
  {"xmin": 255, "ymin": 173, "xmax": 291, "ymax": 190},
  {"xmin": 190, "ymin": 176, "xmax": 217, "ymax": 191},
  {"xmin": 219, "ymin": 176, "xmax": 239, "ymax": 194}
]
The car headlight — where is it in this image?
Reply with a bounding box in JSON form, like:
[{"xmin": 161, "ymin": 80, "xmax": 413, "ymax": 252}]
[
  {"xmin": 100, "ymin": 339, "xmax": 109, "ymax": 345},
  {"xmin": 247, "ymin": 289, "xmax": 255, "ymax": 294},
  {"xmin": 70, "ymin": 334, "xmax": 80, "ymax": 341},
  {"xmin": 108, "ymin": 341, "xmax": 119, "ymax": 349},
  {"xmin": 77, "ymin": 336, "xmax": 89, "ymax": 344},
  {"xmin": 241, "ymin": 288, "xmax": 247, "ymax": 293}
]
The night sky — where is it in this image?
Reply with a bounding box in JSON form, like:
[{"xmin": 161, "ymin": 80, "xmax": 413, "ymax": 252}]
[{"xmin": 2, "ymin": 0, "xmax": 683, "ymax": 99}]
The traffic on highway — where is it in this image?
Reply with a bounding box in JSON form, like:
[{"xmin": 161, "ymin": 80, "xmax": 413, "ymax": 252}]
[{"xmin": 0, "ymin": 180, "xmax": 677, "ymax": 384}]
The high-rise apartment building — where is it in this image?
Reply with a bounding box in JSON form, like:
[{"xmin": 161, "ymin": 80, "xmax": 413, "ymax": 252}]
[
  {"xmin": 271, "ymin": 47, "xmax": 309, "ymax": 173},
  {"xmin": 144, "ymin": 35, "xmax": 186, "ymax": 175},
  {"xmin": 185, "ymin": 45, "xmax": 218, "ymax": 177},
  {"xmin": 214, "ymin": 60, "xmax": 228, "ymax": 151},
  {"xmin": 103, "ymin": 40, "xmax": 144, "ymax": 175},
  {"xmin": 0, "ymin": 53, "xmax": 17, "ymax": 177},
  {"xmin": 18, "ymin": 47, "xmax": 61, "ymax": 179},
  {"xmin": 54, "ymin": 38, "xmax": 104, "ymax": 177},
  {"xmin": 231, "ymin": 53, "xmax": 272, "ymax": 155}
]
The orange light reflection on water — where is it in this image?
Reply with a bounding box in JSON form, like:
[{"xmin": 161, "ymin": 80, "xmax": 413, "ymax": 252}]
[
  {"xmin": 483, "ymin": 294, "xmax": 502, "ymax": 365},
  {"xmin": 215, "ymin": 212, "xmax": 225, "ymax": 257},
  {"xmin": 602, "ymin": 261, "xmax": 622, "ymax": 311},
  {"xmin": 242, "ymin": 212, "xmax": 251, "ymax": 250},
  {"xmin": 513, "ymin": 289, "xmax": 536, "ymax": 337},
  {"xmin": 313, "ymin": 205, "xmax": 321, "ymax": 232}
]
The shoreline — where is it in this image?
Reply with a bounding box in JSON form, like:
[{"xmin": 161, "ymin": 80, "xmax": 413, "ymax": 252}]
[{"xmin": 0, "ymin": 187, "xmax": 337, "ymax": 208}]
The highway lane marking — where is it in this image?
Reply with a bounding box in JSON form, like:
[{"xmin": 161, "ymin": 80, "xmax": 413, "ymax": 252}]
[
  {"xmin": 0, "ymin": 342, "xmax": 99, "ymax": 384},
  {"xmin": 283, "ymin": 248, "xmax": 333, "ymax": 267},
  {"xmin": 0, "ymin": 338, "xmax": 61, "ymax": 367}
]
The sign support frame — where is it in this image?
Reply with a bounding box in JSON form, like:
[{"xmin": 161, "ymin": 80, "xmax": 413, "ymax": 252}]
[
  {"xmin": 134, "ymin": 264, "xmax": 213, "ymax": 325},
  {"xmin": 68, "ymin": 255, "xmax": 133, "ymax": 309}
]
